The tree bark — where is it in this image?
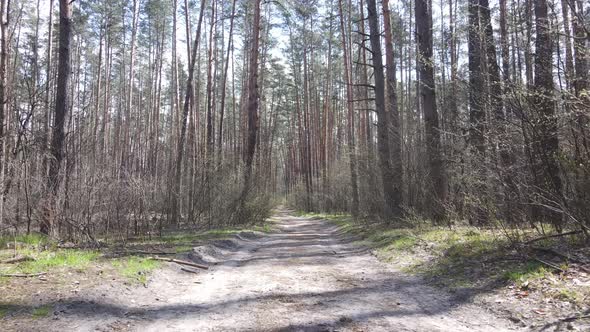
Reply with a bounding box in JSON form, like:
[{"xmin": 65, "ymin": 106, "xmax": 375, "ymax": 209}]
[
  {"xmin": 217, "ymin": 0, "xmax": 237, "ymax": 163},
  {"xmin": 0, "ymin": 0, "xmax": 9, "ymax": 229},
  {"xmin": 416, "ymin": 0, "xmax": 446, "ymax": 221},
  {"xmin": 338, "ymin": 0, "xmax": 359, "ymax": 216},
  {"xmin": 171, "ymin": 0, "xmax": 207, "ymax": 224},
  {"xmin": 41, "ymin": 0, "xmax": 72, "ymax": 236},
  {"xmin": 237, "ymin": 0, "xmax": 262, "ymax": 220},
  {"xmin": 468, "ymin": 0, "xmax": 484, "ymax": 155},
  {"xmin": 367, "ymin": 0, "xmax": 401, "ymax": 218},
  {"xmin": 532, "ymin": 0, "xmax": 562, "ymax": 228}
]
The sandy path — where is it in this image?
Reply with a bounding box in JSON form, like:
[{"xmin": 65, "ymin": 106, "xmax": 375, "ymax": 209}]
[{"xmin": 20, "ymin": 209, "xmax": 518, "ymax": 331}]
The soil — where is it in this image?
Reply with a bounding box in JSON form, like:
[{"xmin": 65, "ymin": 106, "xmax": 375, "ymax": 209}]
[{"xmin": 1, "ymin": 209, "xmax": 578, "ymax": 331}]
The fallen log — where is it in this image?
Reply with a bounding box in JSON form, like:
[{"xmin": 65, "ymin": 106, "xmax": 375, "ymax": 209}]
[
  {"xmin": 0, "ymin": 272, "xmax": 47, "ymax": 278},
  {"xmin": 148, "ymin": 256, "xmax": 209, "ymax": 270},
  {"xmin": 525, "ymin": 230, "xmax": 582, "ymax": 245},
  {"xmin": 1, "ymin": 256, "xmax": 35, "ymax": 264}
]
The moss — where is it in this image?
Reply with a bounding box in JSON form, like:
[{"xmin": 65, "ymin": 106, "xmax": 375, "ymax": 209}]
[{"xmin": 31, "ymin": 305, "xmax": 51, "ymax": 318}]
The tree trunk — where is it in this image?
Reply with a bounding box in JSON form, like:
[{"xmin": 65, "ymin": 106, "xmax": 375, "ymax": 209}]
[
  {"xmin": 416, "ymin": 0, "xmax": 446, "ymax": 221},
  {"xmin": 41, "ymin": 0, "xmax": 72, "ymax": 236},
  {"xmin": 381, "ymin": 0, "xmax": 403, "ymax": 217},
  {"xmin": 172, "ymin": 0, "xmax": 207, "ymax": 224},
  {"xmin": 338, "ymin": 0, "xmax": 359, "ymax": 216},
  {"xmin": 533, "ymin": 0, "xmax": 562, "ymax": 229},
  {"xmin": 238, "ymin": 0, "xmax": 262, "ymax": 218},
  {"xmin": 217, "ymin": 0, "xmax": 237, "ymax": 164},
  {"xmin": 468, "ymin": 0, "xmax": 484, "ymax": 156},
  {"xmin": 0, "ymin": 0, "xmax": 9, "ymax": 229},
  {"xmin": 367, "ymin": 0, "xmax": 401, "ymax": 218}
]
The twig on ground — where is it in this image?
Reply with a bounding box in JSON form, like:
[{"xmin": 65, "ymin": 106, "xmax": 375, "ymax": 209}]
[
  {"xmin": 530, "ymin": 246, "xmax": 590, "ymax": 273},
  {"xmin": 525, "ymin": 230, "xmax": 582, "ymax": 245},
  {"xmin": 561, "ymin": 314, "xmax": 590, "ymax": 322},
  {"xmin": 0, "ymin": 272, "xmax": 47, "ymax": 278},
  {"xmin": 148, "ymin": 256, "xmax": 209, "ymax": 270},
  {"xmin": 532, "ymin": 257, "xmax": 565, "ymax": 273},
  {"xmin": 1, "ymin": 256, "xmax": 35, "ymax": 264},
  {"xmin": 120, "ymin": 250, "xmax": 176, "ymax": 256}
]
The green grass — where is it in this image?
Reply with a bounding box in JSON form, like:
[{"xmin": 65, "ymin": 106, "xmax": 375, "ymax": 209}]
[
  {"xmin": 0, "ymin": 249, "xmax": 99, "ymax": 275},
  {"xmin": 31, "ymin": 305, "xmax": 51, "ymax": 318},
  {"xmin": 0, "ymin": 304, "xmax": 9, "ymax": 319},
  {"xmin": 316, "ymin": 211, "xmax": 588, "ymax": 305},
  {"xmin": 504, "ymin": 261, "xmax": 550, "ymax": 284},
  {"xmin": 0, "ymin": 233, "xmax": 49, "ymax": 249},
  {"xmin": 313, "ymin": 212, "xmax": 543, "ymax": 286},
  {"xmin": 112, "ymin": 257, "xmax": 161, "ymax": 284},
  {"xmin": 1, "ymin": 218, "xmax": 278, "ymax": 288}
]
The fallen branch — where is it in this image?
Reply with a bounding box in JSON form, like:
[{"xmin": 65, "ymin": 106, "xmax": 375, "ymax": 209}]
[
  {"xmin": 525, "ymin": 230, "xmax": 582, "ymax": 245},
  {"xmin": 531, "ymin": 247, "xmax": 590, "ymax": 273},
  {"xmin": 531, "ymin": 246, "xmax": 586, "ymax": 264},
  {"xmin": 561, "ymin": 314, "xmax": 590, "ymax": 322},
  {"xmin": 1, "ymin": 256, "xmax": 35, "ymax": 264},
  {"xmin": 532, "ymin": 257, "xmax": 565, "ymax": 273},
  {"xmin": 0, "ymin": 272, "xmax": 47, "ymax": 278},
  {"xmin": 120, "ymin": 250, "xmax": 176, "ymax": 256},
  {"xmin": 148, "ymin": 256, "xmax": 208, "ymax": 270}
]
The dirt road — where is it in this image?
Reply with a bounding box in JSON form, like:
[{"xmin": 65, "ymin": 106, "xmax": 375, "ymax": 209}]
[{"xmin": 15, "ymin": 210, "xmax": 517, "ymax": 331}]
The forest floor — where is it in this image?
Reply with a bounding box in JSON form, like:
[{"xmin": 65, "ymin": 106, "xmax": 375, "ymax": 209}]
[{"xmin": 0, "ymin": 208, "xmax": 587, "ymax": 331}]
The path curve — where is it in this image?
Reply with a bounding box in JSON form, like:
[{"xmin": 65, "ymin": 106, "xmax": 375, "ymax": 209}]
[{"xmin": 28, "ymin": 209, "xmax": 517, "ymax": 331}]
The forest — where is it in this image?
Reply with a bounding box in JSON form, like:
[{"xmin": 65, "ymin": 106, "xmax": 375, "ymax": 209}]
[
  {"xmin": 0, "ymin": 0, "xmax": 588, "ymax": 330},
  {"xmin": 0, "ymin": 0, "xmax": 587, "ymax": 239}
]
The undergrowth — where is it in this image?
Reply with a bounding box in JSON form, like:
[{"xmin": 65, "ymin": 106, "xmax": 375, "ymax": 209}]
[{"xmin": 306, "ymin": 212, "xmax": 587, "ymax": 306}]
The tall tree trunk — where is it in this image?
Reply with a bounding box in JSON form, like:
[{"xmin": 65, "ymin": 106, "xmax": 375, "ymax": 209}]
[
  {"xmin": 172, "ymin": 0, "xmax": 207, "ymax": 224},
  {"xmin": 382, "ymin": 0, "xmax": 403, "ymax": 217},
  {"xmin": 206, "ymin": 2, "xmax": 215, "ymax": 159},
  {"xmin": 367, "ymin": 0, "xmax": 401, "ymax": 218},
  {"xmin": 217, "ymin": 0, "xmax": 237, "ymax": 163},
  {"xmin": 533, "ymin": 0, "xmax": 562, "ymax": 229},
  {"xmin": 122, "ymin": 0, "xmax": 139, "ymax": 175},
  {"xmin": 338, "ymin": 0, "xmax": 359, "ymax": 216},
  {"xmin": 41, "ymin": 0, "xmax": 72, "ymax": 236},
  {"xmin": 571, "ymin": 1, "xmax": 588, "ymax": 156},
  {"xmin": 468, "ymin": 0, "xmax": 484, "ymax": 155},
  {"xmin": 43, "ymin": 0, "xmax": 54, "ymax": 177},
  {"xmin": 416, "ymin": 0, "xmax": 446, "ymax": 221},
  {"xmin": 239, "ymin": 0, "xmax": 262, "ymax": 215},
  {"xmin": 0, "ymin": 0, "xmax": 9, "ymax": 229}
]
